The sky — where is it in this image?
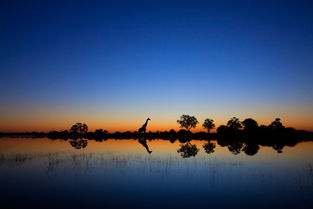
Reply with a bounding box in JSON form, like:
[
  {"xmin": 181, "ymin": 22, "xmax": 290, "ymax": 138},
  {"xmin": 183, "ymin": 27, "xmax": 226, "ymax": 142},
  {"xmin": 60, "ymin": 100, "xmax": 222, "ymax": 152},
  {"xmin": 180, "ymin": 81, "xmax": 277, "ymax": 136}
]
[{"xmin": 1, "ymin": 0, "xmax": 313, "ymax": 132}]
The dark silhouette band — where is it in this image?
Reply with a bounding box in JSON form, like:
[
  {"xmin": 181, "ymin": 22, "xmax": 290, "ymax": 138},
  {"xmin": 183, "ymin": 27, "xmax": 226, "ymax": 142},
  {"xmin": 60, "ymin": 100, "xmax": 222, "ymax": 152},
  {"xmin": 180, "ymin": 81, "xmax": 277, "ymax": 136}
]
[{"xmin": 1, "ymin": 116, "xmax": 312, "ymax": 155}]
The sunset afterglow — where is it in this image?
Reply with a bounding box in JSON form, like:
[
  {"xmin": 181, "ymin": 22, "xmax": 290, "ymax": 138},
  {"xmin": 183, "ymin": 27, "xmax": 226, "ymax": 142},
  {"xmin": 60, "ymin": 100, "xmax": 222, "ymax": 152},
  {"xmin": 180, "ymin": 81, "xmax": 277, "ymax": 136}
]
[{"xmin": 1, "ymin": 1, "xmax": 313, "ymax": 133}]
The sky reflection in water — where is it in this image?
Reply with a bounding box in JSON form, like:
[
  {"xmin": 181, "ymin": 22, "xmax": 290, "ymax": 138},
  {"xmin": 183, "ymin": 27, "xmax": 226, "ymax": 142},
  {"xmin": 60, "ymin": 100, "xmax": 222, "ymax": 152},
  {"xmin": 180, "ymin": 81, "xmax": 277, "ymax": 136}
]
[{"xmin": 0, "ymin": 137, "xmax": 312, "ymax": 209}]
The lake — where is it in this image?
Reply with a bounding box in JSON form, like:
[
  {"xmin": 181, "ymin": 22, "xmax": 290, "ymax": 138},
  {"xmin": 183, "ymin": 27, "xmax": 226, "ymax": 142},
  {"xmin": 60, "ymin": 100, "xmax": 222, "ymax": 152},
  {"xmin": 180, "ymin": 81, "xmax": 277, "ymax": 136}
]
[{"xmin": 0, "ymin": 137, "xmax": 312, "ymax": 209}]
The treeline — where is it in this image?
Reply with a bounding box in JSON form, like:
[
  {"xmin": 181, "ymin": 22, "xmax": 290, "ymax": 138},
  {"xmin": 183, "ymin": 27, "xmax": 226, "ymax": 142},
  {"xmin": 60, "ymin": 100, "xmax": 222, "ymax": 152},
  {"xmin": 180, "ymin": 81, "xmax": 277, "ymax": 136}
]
[
  {"xmin": 1, "ymin": 116, "xmax": 313, "ymax": 155},
  {"xmin": 1, "ymin": 116, "xmax": 312, "ymax": 142}
]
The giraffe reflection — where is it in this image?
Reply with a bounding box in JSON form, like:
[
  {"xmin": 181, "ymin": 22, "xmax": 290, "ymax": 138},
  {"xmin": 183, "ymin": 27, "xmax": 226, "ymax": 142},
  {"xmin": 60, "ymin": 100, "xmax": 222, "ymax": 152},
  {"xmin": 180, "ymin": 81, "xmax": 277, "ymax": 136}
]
[{"xmin": 138, "ymin": 137, "xmax": 152, "ymax": 154}]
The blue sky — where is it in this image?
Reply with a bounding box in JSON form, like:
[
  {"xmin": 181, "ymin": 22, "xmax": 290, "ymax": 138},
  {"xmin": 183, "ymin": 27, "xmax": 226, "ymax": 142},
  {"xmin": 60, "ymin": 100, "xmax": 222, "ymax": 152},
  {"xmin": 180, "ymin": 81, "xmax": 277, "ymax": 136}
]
[{"xmin": 1, "ymin": 0, "xmax": 313, "ymax": 131}]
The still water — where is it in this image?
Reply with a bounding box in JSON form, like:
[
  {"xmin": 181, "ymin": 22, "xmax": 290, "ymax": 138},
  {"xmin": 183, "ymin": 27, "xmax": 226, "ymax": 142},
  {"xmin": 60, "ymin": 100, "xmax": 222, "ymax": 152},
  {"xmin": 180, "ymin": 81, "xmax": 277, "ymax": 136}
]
[{"xmin": 0, "ymin": 137, "xmax": 312, "ymax": 209}]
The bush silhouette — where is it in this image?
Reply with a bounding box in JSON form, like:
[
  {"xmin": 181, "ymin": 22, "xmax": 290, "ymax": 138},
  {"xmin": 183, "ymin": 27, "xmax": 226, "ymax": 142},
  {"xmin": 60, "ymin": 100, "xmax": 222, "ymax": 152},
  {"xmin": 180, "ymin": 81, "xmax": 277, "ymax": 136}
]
[{"xmin": 95, "ymin": 129, "xmax": 108, "ymax": 135}]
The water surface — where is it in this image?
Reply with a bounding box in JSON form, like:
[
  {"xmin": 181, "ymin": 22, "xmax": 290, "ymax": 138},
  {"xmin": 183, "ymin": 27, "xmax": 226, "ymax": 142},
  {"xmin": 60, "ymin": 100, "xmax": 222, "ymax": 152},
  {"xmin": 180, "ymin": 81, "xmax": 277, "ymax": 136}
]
[{"xmin": 0, "ymin": 137, "xmax": 312, "ymax": 209}]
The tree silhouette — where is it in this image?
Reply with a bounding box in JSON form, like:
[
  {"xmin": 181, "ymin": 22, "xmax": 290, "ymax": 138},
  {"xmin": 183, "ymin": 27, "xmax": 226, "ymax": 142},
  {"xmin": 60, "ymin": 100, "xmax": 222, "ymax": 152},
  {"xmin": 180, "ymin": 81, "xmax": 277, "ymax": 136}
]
[
  {"xmin": 217, "ymin": 125, "xmax": 228, "ymax": 133},
  {"xmin": 70, "ymin": 122, "xmax": 88, "ymax": 135},
  {"xmin": 242, "ymin": 118, "xmax": 258, "ymax": 132},
  {"xmin": 202, "ymin": 118, "xmax": 215, "ymax": 133},
  {"xmin": 177, "ymin": 142, "xmax": 199, "ymax": 158},
  {"xmin": 177, "ymin": 115, "xmax": 199, "ymax": 131},
  {"xmin": 203, "ymin": 142, "xmax": 216, "ymax": 154},
  {"xmin": 269, "ymin": 118, "xmax": 285, "ymax": 130},
  {"xmin": 227, "ymin": 117, "xmax": 242, "ymax": 131}
]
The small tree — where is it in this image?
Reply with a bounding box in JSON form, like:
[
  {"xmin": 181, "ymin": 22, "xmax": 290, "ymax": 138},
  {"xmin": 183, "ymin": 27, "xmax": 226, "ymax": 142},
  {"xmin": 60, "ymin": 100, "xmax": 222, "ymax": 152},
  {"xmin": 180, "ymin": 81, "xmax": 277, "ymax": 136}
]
[
  {"xmin": 202, "ymin": 118, "xmax": 215, "ymax": 133},
  {"xmin": 227, "ymin": 117, "xmax": 242, "ymax": 130},
  {"xmin": 70, "ymin": 122, "xmax": 88, "ymax": 135},
  {"xmin": 269, "ymin": 118, "xmax": 285, "ymax": 130},
  {"xmin": 177, "ymin": 115, "xmax": 199, "ymax": 131}
]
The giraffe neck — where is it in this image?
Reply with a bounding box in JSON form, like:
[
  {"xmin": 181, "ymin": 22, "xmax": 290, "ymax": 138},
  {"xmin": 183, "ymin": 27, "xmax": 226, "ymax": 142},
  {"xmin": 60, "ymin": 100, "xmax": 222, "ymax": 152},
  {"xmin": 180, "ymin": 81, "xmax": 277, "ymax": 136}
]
[{"xmin": 144, "ymin": 119, "xmax": 149, "ymax": 127}]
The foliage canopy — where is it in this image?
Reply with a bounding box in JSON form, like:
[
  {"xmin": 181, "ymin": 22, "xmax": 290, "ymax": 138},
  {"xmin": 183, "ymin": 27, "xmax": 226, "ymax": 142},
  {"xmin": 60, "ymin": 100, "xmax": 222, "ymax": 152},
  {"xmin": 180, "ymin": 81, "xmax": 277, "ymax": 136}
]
[
  {"xmin": 70, "ymin": 122, "xmax": 88, "ymax": 134},
  {"xmin": 202, "ymin": 118, "xmax": 215, "ymax": 133}
]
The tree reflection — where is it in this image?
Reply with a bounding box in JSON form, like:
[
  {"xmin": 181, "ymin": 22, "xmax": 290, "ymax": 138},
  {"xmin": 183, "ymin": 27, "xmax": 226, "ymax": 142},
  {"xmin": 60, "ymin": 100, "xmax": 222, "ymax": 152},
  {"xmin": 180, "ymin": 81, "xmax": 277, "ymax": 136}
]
[
  {"xmin": 177, "ymin": 142, "xmax": 199, "ymax": 158},
  {"xmin": 69, "ymin": 138, "xmax": 88, "ymax": 149},
  {"xmin": 227, "ymin": 141, "xmax": 243, "ymax": 155},
  {"xmin": 242, "ymin": 143, "xmax": 259, "ymax": 156},
  {"xmin": 203, "ymin": 142, "xmax": 216, "ymax": 154},
  {"xmin": 273, "ymin": 144, "xmax": 284, "ymax": 153}
]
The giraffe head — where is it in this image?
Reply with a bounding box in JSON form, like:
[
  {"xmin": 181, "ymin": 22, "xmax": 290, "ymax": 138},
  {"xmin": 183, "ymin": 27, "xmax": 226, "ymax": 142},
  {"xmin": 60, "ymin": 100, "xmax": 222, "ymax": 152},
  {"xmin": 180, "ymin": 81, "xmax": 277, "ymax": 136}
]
[{"xmin": 147, "ymin": 117, "xmax": 151, "ymax": 121}]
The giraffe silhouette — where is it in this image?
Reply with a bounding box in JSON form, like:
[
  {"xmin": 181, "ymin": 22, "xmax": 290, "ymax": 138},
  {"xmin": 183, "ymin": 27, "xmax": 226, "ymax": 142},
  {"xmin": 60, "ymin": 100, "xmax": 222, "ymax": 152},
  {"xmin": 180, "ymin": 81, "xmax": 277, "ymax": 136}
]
[
  {"xmin": 138, "ymin": 118, "xmax": 151, "ymax": 134},
  {"xmin": 138, "ymin": 137, "xmax": 152, "ymax": 154}
]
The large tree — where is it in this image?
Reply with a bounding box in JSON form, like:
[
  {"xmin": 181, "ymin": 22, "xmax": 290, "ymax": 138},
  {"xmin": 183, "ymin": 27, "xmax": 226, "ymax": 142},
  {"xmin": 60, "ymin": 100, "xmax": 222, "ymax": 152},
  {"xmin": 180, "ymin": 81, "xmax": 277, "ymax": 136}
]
[
  {"xmin": 242, "ymin": 118, "xmax": 258, "ymax": 132},
  {"xmin": 70, "ymin": 122, "xmax": 88, "ymax": 135},
  {"xmin": 217, "ymin": 125, "xmax": 228, "ymax": 133},
  {"xmin": 202, "ymin": 118, "xmax": 215, "ymax": 133},
  {"xmin": 227, "ymin": 117, "xmax": 242, "ymax": 130},
  {"xmin": 177, "ymin": 115, "xmax": 199, "ymax": 131}
]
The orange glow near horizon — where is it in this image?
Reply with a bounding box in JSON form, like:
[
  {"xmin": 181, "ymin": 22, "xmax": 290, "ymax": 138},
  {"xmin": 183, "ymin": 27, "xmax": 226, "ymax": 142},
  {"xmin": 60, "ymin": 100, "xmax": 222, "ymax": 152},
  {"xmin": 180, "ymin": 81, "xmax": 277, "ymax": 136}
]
[
  {"xmin": 1, "ymin": 116, "xmax": 313, "ymax": 133},
  {"xmin": 1, "ymin": 94, "xmax": 313, "ymax": 133}
]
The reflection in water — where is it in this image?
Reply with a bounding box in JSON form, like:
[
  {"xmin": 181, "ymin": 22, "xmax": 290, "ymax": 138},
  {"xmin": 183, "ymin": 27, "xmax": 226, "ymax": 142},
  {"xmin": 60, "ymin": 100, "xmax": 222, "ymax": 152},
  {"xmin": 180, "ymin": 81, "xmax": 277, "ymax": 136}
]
[
  {"xmin": 138, "ymin": 137, "xmax": 152, "ymax": 154},
  {"xmin": 177, "ymin": 142, "xmax": 199, "ymax": 158},
  {"xmin": 0, "ymin": 152, "xmax": 67, "ymax": 167},
  {"xmin": 69, "ymin": 138, "xmax": 88, "ymax": 149},
  {"xmin": 0, "ymin": 150, "xmax": 245, "ymax": 181},
  {"xmin": 217, "ymin": 140, "xmax": 244, "ymax": 155},
  {"xmin": 242, "ymin": 144, "xmax": 260, "ymax": 156},
  {"xmin": 273, "ymin": 143, "xmax": 284, "ymax": 153},
  {"xmin": 203, "ymin": 142, "xmax": 216, "ymax": 154},
  {"xmin": 227, "ymin": 141, "xmax": 243, "ymax": 155},
  {"xmin": 0, "ymin": 138, "xmax": 312, "ymax": 209}
]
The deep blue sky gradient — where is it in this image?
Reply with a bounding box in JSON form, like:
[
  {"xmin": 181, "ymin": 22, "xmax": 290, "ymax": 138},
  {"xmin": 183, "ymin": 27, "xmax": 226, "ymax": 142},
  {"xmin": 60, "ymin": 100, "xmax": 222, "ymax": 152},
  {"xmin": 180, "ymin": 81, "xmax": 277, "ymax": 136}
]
[{"xmin": 1, "ymin": 0, "xmax": 313, "ymax": 131}]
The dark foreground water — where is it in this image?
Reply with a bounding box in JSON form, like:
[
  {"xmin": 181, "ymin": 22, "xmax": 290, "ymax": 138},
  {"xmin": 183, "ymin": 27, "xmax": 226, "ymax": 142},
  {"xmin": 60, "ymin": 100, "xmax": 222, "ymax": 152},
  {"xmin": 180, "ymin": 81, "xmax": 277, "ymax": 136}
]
[{"xmin": 0, "ymin": 137, "xmax": 312, "ymax": 209}]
